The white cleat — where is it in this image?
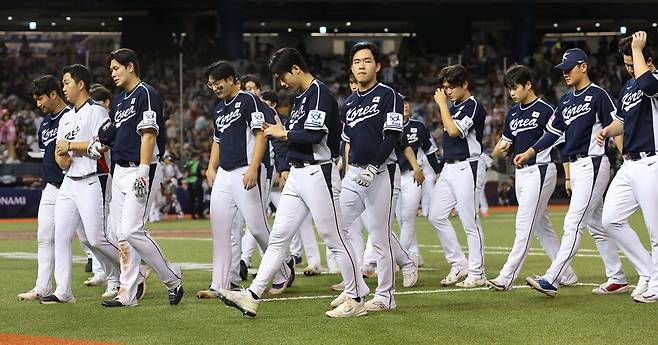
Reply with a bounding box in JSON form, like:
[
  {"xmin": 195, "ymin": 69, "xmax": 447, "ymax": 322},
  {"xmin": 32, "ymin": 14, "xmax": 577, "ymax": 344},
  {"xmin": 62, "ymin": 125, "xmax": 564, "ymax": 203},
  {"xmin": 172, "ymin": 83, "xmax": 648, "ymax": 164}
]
[
  {"xmin": 485, "ymin": 278, "xmax": 511, "ymax": 291},
  {"xmin": 631, "ymin": 279, "xmax": 650, "ymax": 298},
  {"xmin": 84, "ymin": 275, "xmax": 107, "ymax": 287},
  {"xmin": 591, "ymin": 282, "xmax": 630, "ymax": 295},
  {"xmin": 633, "ymin": 290, "xmax": 658, "ymax": 304},
  {"xmin": 216, "ymin": 288, "xmax": 260, "ymax": 317},
  {"xmin": 403, "ymin": 269, "xmax": 418, "ymax": 288},
  {"xmin": 101, "ymin": 285, "xmax": 119, "ymax": 299},
  {"xmin": 325, "ymin": 298, "xmax": 367, "ymax": 318},
  {"xmin": 17, "ymin": 289, "xmax": 45, "ymax": 301},
  {"xmin": 330, "ymin": 291, "xmax": 348, "ymax": 308},
  {"xmin": 441, "ymin": 268, "xmax": 467, "ymax": 286},
  {"xmin": 303, "ymin": 265, "xmax": 321, "ymax": 276},
  {"xmin": 560, "ymin": 273, "xmax": 578, "ymax": 287},
  {"xmin": 364, "ymin": 298, "xmax": 395, "ymax": 312},
  {"xmin": 455, "ymin": 276, "xmax": 487, "ymax": 288},
  {"xmin": 330, "ymin": 281, "xmax": 345, "ymax": 291}
]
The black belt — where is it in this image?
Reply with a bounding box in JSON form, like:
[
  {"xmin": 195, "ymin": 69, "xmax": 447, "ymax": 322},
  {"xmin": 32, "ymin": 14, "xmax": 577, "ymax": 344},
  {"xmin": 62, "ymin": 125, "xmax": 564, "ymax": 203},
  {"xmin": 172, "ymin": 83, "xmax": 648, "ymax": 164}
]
[
  {"xmin": 116, "ymin": 160, "xmax": 140, "ymax": 168},
  {"xmin": 445, "ymin": 158, "xmax": 467, "ymax": 164},
  {"xmin": 67, "ymin": 172, "xmax": 99, "ymax": 181},
  {"xmin": 624, "ymin": 151, "xmax": 656, "ymax": 161},
  {"xmin": 567, "ymin": 154, "xmax": 589, "ymax": 163},
  {"xmin": 289, "ymin": 159, "xmax": 320, "ymax": 168}
]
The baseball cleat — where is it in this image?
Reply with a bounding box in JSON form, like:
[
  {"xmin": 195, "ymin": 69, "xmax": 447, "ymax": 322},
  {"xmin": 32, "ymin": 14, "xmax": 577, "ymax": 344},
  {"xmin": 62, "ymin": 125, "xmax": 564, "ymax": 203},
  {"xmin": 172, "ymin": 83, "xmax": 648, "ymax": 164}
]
[
  {"xmin": 325, "ymin": 298, "xmax": 367, "ymax": 318},
  {"xmin": 17, "ymin": 289, "xmax": 44, "ymax": 301},
  {"xmin": 136, "ymin": 281, "xmax": 146, "ymax": 300},
  {"xmin": 168, "ymin": 284, "xmax": 184, "ymax": 305},
  {"xmin": 39, "ymin": 294, "xmax": 75, "ymax": 304},
  {"xmin": 361, "ymin": 262, "xmax": 376, "ymax": 279},
  {"xmin": 293, "ymin": 255, "xmax": 303, "ymax": 265},
  {"xmin": 330, "ymin": 291, "xmax": 348, "ymax": 308},
  {"xmin": 441, "ymin": 268, "xmax": 467, "ymax": 286},
  {"xmin": 633, "ymin": 290, "xmax": 658, "ymax": 303},
  {"xmin": 456, "ymin": 276, "xmax": 486, "ymax": 288},
  {"xmin": 631, "ymin": 279, "xmax": 650, "ymax": 298},
  {"xmin": 101, "ymin": 298, "xmax": 137, "ymax": 308},
  {"xmin": 559, "ymin": 273, "xmax": 578, "ymax": 287},
  {"xmin": 84, "ymin": 275, "xmax": 107, "ymax": 287},
  {"xmin": 101, "ymin": 286, "xmax": 119, "ymax": 299},
  {"xmin": 268, "ymin": 282, "xmax": 287, "ymax": 295},
  {"xmin": 286, "ymin": 258, "xmax": 296, "ymax": 288},
  {"xmin": 486, "ymin": 278, "xmax": 511, "ymax": 291},
  {"xmin": 403, "ymin": 269, "xmax": 418, "ymax": 288},
  {"xmin": 303, "ymin": 265, "xmax": 321, "ymax": 276},
  {"xmin": 591, "ymin": 282, "xmax": 630, "ymax": 295},
  {"xmin": 364, "ymin": 299, "xmax": 395, "ymax": 312},
  {"xmin": 217, "ymin": 288, "xmax": 260, "ymax": 317},
  {"xmin": 196, "ymin": 288, "xmax": 217, "ymax": 299},
  {"xmin": 526, "ymin": 276, "xmax": 558, "ymax": 297},
  {"xmin": 239, "ymin": 260, "xmax": 248, "ymax": 281},
  {"xmin": 85, "ymin": 258, "xmax": 93, "ymax": 273},
  {"xmin": 230, "ymin": 283, "xmax": 241, "ymax": 291},
  {"xmin": 330, "ymin": 281, "xmax": 345, "ymax": 291}
]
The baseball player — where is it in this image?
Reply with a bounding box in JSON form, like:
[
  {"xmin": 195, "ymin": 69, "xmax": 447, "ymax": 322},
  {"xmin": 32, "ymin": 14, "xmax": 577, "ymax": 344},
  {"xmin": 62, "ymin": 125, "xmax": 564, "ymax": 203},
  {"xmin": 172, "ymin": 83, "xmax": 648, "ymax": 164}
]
[
  {"xmin": 598, "ymin": 32, "xmax": 656, "ymax": 302},
  {"xmin": 396, "ymin": 94, "xmax": 442, "ymax": 266},
  {"xmin": 40, "ymin": 65, "xmax": 122, "ymax": 304},
  {"xmin": 338, "ymin": 41, "xmax": 404, "ymax": 311},
  {"xmin": 17, "ymin": 76, "xmax": 73, "ymax": 301},
  {"xmin": 196, "ymin": 61, "xmax": 293, "ymax": 300},
  {"xmin": 485, "ymin": 65, "xmax": 577, "ymax": 291},
  {"xmin": 101, "ymin": 48, "xmax": 182, "ymax": 307},
  {"xmin": 218, "ymin": 47, "xmax": 369, "ymax": 318},
  {"xmin": 518, "ymin": 48, "xmax": 650, "ymax": 297},
  {"xmin": 429, "ymin": 64, "xmax": 487, "ymax": 288}
]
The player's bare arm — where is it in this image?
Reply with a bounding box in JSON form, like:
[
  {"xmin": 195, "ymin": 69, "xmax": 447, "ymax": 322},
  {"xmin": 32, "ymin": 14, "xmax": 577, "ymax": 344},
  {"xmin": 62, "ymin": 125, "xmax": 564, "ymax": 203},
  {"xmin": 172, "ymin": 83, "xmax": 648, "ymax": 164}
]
[
  {"xmin": 262, "ymin": 115, "xmax": 288, "ymax": 140},
  {"xmin": 403, "ymin": 146, "xmax": 424, "ymax": 185},
  {"xmin": 244, "ymin": 129, "xmax": 266, "ymax": 190},
  {"xmin": 139, "ymin": 129, "xmax": 156, "ymax": 165},
  {"xmin": 563, "ymin": 162, "xmax": 571, "ymax": 197},
  {"xmin": 513, "ymin": 147, "xmax": 535, "ymax": 168},
  {"xmin": 596, "ymin": 120, "xmax": 624, "ymax": 147},
  {"xmin": 207, "ymin": 141, "xmax": 220, "ymax": 186},
  {"xmin": 434, "ymin": 88, "xmax": 461, "ymax": 137}
]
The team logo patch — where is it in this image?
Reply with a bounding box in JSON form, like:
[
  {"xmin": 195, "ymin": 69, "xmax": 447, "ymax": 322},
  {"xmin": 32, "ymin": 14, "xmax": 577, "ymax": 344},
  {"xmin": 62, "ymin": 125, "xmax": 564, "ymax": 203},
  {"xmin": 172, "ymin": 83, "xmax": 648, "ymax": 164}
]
[
  {"xmin": 305, "ymin": 109, "xmax": 326, "ymax": 128},
  {"xmin": 385, "ymin": 112, "xmax": 403, "ymax": 130},
  {"xmin": 372, "ymin": 96, "xmax": 380, "ymax": 103},
  {"xmin": 251, "ymin": 111, "xmax": 265, "ymax": 128},
  {"xmin": 142, "ymin": 110, "xmax": 157, "ymax": 127}
]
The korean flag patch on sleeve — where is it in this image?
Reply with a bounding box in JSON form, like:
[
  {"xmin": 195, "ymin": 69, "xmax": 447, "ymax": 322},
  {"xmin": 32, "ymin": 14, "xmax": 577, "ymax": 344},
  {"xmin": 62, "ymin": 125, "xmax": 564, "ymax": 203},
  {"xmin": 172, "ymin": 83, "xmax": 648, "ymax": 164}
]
[
  {"xmin": 250, "ymin": 111, "xmax": 265, "ymax": 129},
  {"xmin": 304, "ymin": 109, "xmax": 326, "ymax": 130},
  {"xmin": 384, "ymin": 112, "xmax": 403, "ymax": 132}
]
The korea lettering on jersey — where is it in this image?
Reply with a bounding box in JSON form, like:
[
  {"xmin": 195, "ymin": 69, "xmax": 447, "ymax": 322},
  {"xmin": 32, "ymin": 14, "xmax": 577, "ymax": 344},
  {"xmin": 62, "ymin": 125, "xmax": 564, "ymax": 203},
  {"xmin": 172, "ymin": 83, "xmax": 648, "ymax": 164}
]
[
  {"xmin": 342, "ymin": 83, "xmax": 404, "ymax": 165},
  {"xmin": 286, "ymin": 80, "xmax": 341, "ymax": 162},
  {"xmin": 545, "ymin": 83, "xmax": 616, "ymax": 158},
  {"xmin": 398, "ymin": 119, "xmax": 437, "ymax": 172},
  {"xmin": 501, "ymin": 99, "xmax": 555, "ymax": 165},
  {"xmin": 442, "ymin": 96, "xmax": 486, "ymax": 160},
  {"xmin": 616, "ymin": 71, "xmax": 658, "ymax": 153},
  {"xmin": 39, "ymin": 106, "xmax": 71, "ymax": 185},
  {"xmin": 213, "ymin": 91, "xmax": 267, "ymax": 170},
  {"xmin": 110, "ymin": 82, "xmax": 166, "ymax": 164}
]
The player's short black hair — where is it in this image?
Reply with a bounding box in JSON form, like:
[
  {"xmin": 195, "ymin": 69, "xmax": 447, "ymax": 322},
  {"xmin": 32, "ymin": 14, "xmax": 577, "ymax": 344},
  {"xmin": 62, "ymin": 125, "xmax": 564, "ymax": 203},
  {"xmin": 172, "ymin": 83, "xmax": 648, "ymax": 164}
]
[
  {"xmin": 438, "ymin": 64, "xmax": 469, "ymax": 87},
  {"xmin": 90, "ymin": 83, "xmax": 112, "ymax": 102},
  {"xmin": 205, "ymin": 61, "xmax": 237, "ymax": 82},
  {"xmin": 28, "ymin": 75, "xmax": 64, "ymax": 100},
  {"xmin": 618, "ymin": 35, "xmax": 655, "ymax": 61},
  {"xmin": 349, "ymin": 73, "xmax": 357, "ymax": 83},
  {"xmin": 504, "ymin": 65, "xmax": 534, "ymax": 89},
  {"xmin": 107, "ymin": 48, "xmax": 141, "ymax": 77},
  {"xmin": 350, "ymin": 41, "xmax": 381, "ymax": 63},
  {"xmin": 269, "ymin": 48, "xmax": 308, "ymax": 76},
  {"xmin": 62, "ymin": 64, "xmax": 92, "ymax": 92},
  {"xmin": 261, "ymin": 91, "xmax": 279, "ymax": 106},
  {"xmin": 240, "ymin": 74, "xmax": 261, "ymax": 90}
]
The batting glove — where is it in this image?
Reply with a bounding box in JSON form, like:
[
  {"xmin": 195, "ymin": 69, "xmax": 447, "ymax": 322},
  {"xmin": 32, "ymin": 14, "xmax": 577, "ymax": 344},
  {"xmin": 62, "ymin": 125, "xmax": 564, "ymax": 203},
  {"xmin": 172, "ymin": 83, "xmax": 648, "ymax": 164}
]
[
  {"xmin": 133, "ymin": 164, "xmax": 150, "ymax": 199},
  {"xmin": 87, "ymin": 140, "xmax": 103, "ymax": 160},
  {"xmin": 353, "ymin": 164, "xmax": 378, "ymax": 188}
]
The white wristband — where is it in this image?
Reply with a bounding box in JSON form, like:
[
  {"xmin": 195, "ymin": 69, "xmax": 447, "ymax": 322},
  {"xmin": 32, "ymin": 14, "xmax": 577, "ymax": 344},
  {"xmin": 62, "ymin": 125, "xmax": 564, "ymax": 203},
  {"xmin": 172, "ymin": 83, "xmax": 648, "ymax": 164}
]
[{"xmin": 137, "ymin": 164, "xmax": 150, "ymax": 178}]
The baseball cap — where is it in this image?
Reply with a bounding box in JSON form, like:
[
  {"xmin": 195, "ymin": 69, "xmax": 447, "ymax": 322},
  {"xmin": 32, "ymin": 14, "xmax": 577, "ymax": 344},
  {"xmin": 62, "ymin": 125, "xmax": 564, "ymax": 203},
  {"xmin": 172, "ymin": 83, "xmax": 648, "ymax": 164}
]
[{"xmin": 555, "ymin": 48, "xmax": 588, "ymax": 71}]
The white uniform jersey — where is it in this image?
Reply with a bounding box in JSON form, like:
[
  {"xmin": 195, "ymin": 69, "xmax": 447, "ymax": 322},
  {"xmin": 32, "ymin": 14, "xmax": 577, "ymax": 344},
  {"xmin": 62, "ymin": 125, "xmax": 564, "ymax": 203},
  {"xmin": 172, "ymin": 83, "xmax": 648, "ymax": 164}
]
[{"xmin": 57, "ymin": 99, "xmax": 109, "ymax": 178}]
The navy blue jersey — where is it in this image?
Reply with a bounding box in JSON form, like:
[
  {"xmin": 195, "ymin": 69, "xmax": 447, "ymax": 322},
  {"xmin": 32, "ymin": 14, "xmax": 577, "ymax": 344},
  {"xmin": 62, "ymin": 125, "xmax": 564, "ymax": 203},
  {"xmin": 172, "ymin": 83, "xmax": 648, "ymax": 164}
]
[
  {"xmin": 501, "ymin": 98, "xmax": 555, "ymax": 165},
  {"xmin": 397, "ymin": 119, "xmax": 438, "ymax": 172},
  {"xmin": 213, "ymin": 90, "xmax": 271, "ymax": 171},
  {"xmin": 38, "ymin": 105, "xmax": 71, "ymax": 185},
  {"xmin": 285, "ymin": 79, "xmax": 341, "ymax": 161},
  {"xmin": 442, "ymin": 96, "xmax": 486, "ymax": 160},
  {"xmin": 342, "ymin": 83, "xmax": 404, "ymax": 165},
  {"xmin": 109, "ymin": 81, "xmax": 166, "ymax": 164},
  {"xmin": 617, "ymin": 71, "xmax": 658, "ymax": 154}
]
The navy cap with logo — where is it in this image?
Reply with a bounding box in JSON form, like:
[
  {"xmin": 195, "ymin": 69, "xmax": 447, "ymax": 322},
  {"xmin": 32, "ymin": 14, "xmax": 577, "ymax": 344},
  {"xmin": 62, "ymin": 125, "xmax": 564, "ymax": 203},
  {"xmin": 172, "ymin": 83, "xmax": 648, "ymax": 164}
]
[{"xmin": 555, "ymin": 48, "xmax": 589, "ymax": 71}]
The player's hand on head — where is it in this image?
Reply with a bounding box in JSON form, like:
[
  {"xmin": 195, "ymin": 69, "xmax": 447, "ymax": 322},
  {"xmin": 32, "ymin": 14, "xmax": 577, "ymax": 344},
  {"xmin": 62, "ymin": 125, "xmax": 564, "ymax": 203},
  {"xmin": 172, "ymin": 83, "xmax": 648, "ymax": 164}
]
[
  {"xmin": 243, "ymin": 166, "xmax": 258, "ymax": 190},
  {"xmin": 434, "ymin": 88, "xmax": 447, "ymax": 105},
  {"xmin": 632, "ymin": 31, "xmax": 647, "ymax": 50}
]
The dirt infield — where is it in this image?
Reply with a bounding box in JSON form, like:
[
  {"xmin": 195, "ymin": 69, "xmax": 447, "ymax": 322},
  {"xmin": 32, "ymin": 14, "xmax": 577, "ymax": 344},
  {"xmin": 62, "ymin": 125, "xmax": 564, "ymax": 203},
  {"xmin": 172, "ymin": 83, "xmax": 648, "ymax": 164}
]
[{"xmin": 1, "ymin": 333, "xmax": 124, "ymax": 345}]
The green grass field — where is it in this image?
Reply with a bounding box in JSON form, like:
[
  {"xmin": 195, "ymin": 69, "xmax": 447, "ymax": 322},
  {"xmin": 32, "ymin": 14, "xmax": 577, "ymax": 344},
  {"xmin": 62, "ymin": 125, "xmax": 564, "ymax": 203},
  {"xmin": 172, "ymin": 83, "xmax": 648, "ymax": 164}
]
[{"xmin": 1, "ymin": 210, "xmax": 658, "ymax": 345}]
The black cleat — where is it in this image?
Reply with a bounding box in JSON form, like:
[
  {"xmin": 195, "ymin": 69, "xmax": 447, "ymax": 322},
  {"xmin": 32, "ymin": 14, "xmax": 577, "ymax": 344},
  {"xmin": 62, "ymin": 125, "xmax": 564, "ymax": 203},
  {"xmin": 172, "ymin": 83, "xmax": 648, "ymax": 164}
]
[
  {"xmin": 230, "ymin": 282, "xmax": 241, "ymax": 291},
  {"xmin": 293, "ymin": 255, "xmax": 303, "ymax": 265},
  {"xmin": 286, "ymin": 258, "xmax": 296, "ymax": 288},
  {"xmin": 136, "ymin": 281, "xmax": 146, "ymax": 300},
  {"xmin": 40, "ymin": 294, "xmax": 65, "ymax": 304},
  {"xmin": 101, "ymin": 299, "xmax": 125, "ymax": 308},
  {"xmin": 85, "ymin": 258, "xmax": 93, "ymax": 273},
  {"xmin": 239, "ymin": 260, "xmax": 248, "ymax": 281},
  {"xmin": 168, "ymin": 284, "xmax": 184, "ymax": 305}
]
